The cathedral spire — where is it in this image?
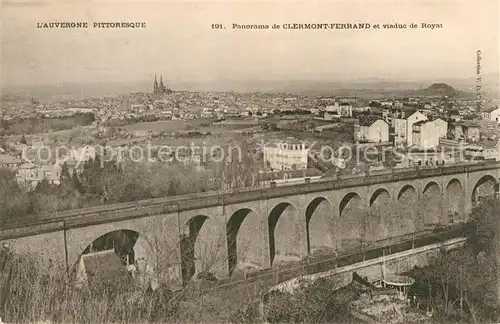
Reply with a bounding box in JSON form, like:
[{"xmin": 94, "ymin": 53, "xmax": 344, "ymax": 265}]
[
  {"xmin": 154, "ymin": 74, "xmax": 158, "ymax": 93},
  {"xmin": 159, "ymin": 75, "xmax": 164, "ymax": 89}
]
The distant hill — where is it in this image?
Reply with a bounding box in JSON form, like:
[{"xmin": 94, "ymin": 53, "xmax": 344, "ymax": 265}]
[
  {"xmin": 426, "ymin": 72, "xmax": 499, "ymax": 94},
  {"xmin": 412, "ymin": 83, "xmax": 472, "ymax": 98}
]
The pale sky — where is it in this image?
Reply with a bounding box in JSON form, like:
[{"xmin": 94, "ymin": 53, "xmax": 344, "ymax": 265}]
[{"xmin": 1, "ymin": 0, "xmax": 499, "ymax": 86}]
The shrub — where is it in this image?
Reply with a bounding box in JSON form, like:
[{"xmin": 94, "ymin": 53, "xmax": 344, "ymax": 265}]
[{"xmin": 0, "ymin": 246, "xmax": 184, "ymax": 323}]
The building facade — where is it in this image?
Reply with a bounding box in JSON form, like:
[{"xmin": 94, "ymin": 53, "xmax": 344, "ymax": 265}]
[
  {"xmin": 463, "ymin": 124, "xmax": 480, "ymax": 142},
  {"xmin": 394, "ymin": 111, "xmax": 427, "ymax": 147},
  {"xmin": 16, "ymin": 163, "xmax": 61, "ymax": 191},
  {"xmin": 412, "ymin": 121, "xmax": 439, "ymax": 149},
  {"xmin": 356, "ymin": 116, "xmax": 389, "ymax": 143},
  {"xmin": 263, "ymin": 140, "xmax": 309, "ymax": 171},
  {"xmin": 0, "ymin": 154, "xmax": 23, "ymax": 169},
  {"xmin": 324, "ymin": 102, "xmax": 352, "ymax": 118},
  {"xmin": 432, "ymin": 118, "xmax": 448, "ymax": 139},
  {"xmin": 338, "ymin": 103, "xmax": 353, "ymax": 117},
  {"xmin": 450, "ymin": 122, "xmax": 480, "ymax": 142},
  {"xmin": 482, "ymin": 107, "xmax": 500, "ymax": 123},
  {"xmin": 465, "ymin": 140, "xmax": 500, "ymax": 161}
]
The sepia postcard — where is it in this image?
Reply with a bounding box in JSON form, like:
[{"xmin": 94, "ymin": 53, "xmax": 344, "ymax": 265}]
[{"xmin": 1, "ymin": 1, "xmax": 499, "ymax": 323}]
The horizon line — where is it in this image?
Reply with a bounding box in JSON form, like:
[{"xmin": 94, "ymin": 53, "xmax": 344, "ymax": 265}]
[{"xmin": 3, "ymin": 72, "xmax": 499, "ymax": 88}]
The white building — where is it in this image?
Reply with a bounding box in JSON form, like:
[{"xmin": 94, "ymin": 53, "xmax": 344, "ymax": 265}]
[
  {"xmin": 482, "ymin": 107, "xmax": 500, "ymax": 123},
  {"xmin": 353, "ymin": 106, "xmax": 371, "ymax": 113},
  {"xmin": 394, "ymin": 111, "xmax": 427, "ymax": 147},
  {"xmin": 67, "ymin": 107, "xmax": 95, "ymax": 114},
  {"xmin": 412, "ymin": 121, "xmax": 439, "ymax": 149},
  {"xmin": 263, "ymin": 140, "xmax": 309, "ymax": 171},
  {"xmin": 338, "ymin": 103, "xmax": 353, "ymax": 117},
  {"xmin": 396, "ymin": 151, "xmax": 454, "ymax": 168},
  {"xmin": 57, "ymin": 145, "xmax": 96, "ymax": 167},
  {"xmin": 0, "ymin": 153, "xmax": 23, "ymax": 169},
  {"xmin": 325, "ymin": 103, "xmax": 340, "ymax": 116},
  {"xmin": 325, "ymin": 102, "xmax": 352, "ymax": 118},
  {"xmin": 356, "ymin": 116, "xmax": 389, "ymax": 143},
  {"xmin": 16, "ymin": 163, "xmax": 61, "ymax": 191},
  {"xmin": 324, "ymin": 111, "xmax": 340, "ymax": 120},
  {"xmin": 465, "ymin": 140, "xmax": 500, "ymax": 161},
  {"xmin": 432, "ymin": 118, "xmax": 448, "ymax": 139}
]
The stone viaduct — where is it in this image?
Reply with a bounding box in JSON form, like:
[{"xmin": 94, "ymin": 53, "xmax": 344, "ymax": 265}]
[{"xmin": 1, "ymin": 162, "xmax": 500, "ymax": 287}]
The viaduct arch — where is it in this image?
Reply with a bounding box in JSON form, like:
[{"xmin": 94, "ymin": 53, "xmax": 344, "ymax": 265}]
[
  {"xmin": 226, "ymin": 208, "xmax": 259, "ymax": 275},
  {"xmin": 268, "ymin": 202, "xmax": 302, "ymax": 265},
  {"xmin": 180, "ymin": 215, "xmax": 210, "ymax": 282},
  {"xmin": 395, "ymin": 185, "xmax": 418, "ymax": 236},
  {"xmin": 472, "ymin": 175, "xmax": 498, "ymax": 206},
  {"xmin": 445, "ymin": 179, "xmax": 464, "ymax": 223},
  {"xmin": 305, "ymin": 197, "xmax": 334, "ymax": 254},
  {"xmin": 339, "ymin": 192, "xmax": 366, "ymax": 250},
  {"xmin": 81, "ymin": 229, "xmax": 139, "ymax": 263},
  {"xmin": 422, "ymin": 181, "xmax": 441, "ymax": 227},
  {"xmin": 368, "ymin": 188, "xmax": 391, "ymax": 242},
  {"xmin": 73, "ymin": 228, "xmax": 159, "ymax": 288}
]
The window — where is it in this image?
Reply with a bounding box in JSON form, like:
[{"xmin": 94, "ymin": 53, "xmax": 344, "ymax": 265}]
[{"xmin": 448, "ymin": 211, "xmax": 456, "ymax": 224}]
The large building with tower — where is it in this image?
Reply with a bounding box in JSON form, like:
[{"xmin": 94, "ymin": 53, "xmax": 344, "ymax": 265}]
[{"xmin": 153, "ymin": 75, "xmax": 171, "ymax": 97}]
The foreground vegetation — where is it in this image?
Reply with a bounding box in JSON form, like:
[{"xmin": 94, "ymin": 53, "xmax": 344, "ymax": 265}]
[
  {"xmin": 0, "ymin": 246, "xmax": 257, "ymax": 323},
  {"xmin": 406, "ymin": 198, "xmax": 500, "ymax": 323},
  {"xmin": 261, "ymin": 278, "xmax": 357, "ymax": 323},
  {"xmin": 0, "ymin": 243, "xmax": 356, "ymax": 323},
  {"xmin": 0, "ymin": 150, "xmax": 260, "ymax": 224}
]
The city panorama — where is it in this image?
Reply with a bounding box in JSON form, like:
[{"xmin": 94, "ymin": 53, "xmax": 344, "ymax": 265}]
[{"xmin": 1, "ymin": 1, "xmax": 500, "ymax": 323}]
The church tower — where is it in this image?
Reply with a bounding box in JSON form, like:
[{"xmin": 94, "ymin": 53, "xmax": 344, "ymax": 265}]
[
  {"xmin": 159, "ymin": 75, "xmax": 164, "ymax": 91},
  {"xmin": 153, "ymin": 75, "xmax": 159, "ymax": 94},
  {"xmin": 153, "ymin": 74, "xmax": 171, "ymax": 97}
]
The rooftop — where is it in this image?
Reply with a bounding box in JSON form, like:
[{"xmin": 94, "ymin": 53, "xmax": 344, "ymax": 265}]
[
  {"xmin": 266, "ymin": 138, "xmax": 309, "ymax": 148},
  {"xmin": 357, "ymin": 115, "xmax": 384, "ymax": 127},
  {"xmin": 456, "ymin": 121, "xmax": 480, "ymax": 128},
  {"xmin": 483, "ymin": 106, "xmax": 500, "ymax": 113},
  {"xmin": 0, "ymin": 153, "xmax": 23, "ymax": 165},
  {"xmin": 430, "ymin": 117, "xmax": 447, "ymax": 123},
  {"xmin": 477, "ymin": 139, "xmax": 500, "ymax": 149},
  {"xmin": 395, "ymin": 109, "xmax": 418, "ymax": 119},
  {"xmin": 412, "ymin": 120, "xmax": 428, "ymax": 127}
]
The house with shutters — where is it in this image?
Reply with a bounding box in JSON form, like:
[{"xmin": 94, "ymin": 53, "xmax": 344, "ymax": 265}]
[{"xmin": 393, "ymin": 110, "xmax": 427, "ymax": 147}]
